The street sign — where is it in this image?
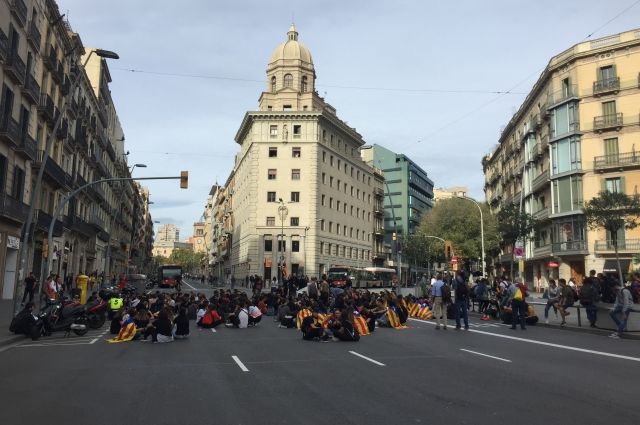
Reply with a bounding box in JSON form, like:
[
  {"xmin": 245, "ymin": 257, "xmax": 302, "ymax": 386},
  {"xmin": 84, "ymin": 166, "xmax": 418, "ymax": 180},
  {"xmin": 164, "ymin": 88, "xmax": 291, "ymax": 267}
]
[
  {"xmin": 514, "ymin": 247, "xmax": 524, "ymax": 258},
  {"xmin": 548, "ymin": 261, "xmax": 559, "ymax": 268},
  {"xmin": 450, "ymin": 256, "xmax": 459, "ymax": 264}
]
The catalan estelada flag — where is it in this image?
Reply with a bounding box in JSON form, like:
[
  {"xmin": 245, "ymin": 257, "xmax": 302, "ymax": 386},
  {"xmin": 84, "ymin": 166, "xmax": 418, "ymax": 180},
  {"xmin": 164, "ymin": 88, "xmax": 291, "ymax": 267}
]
[
  {"xmin": 353, "ymin": 313, "xmax": 370, "ymax": 336},
  {"xmin": 107, "ymin": 323, "xmax": 137, "ymax": 343},
  {"xmin": 386, "ymin": 307, "xmax": 408, "ymax": 329},
  {"xmin": 296, "ymin": 308, "xmax": 312, "ymax": 329},
  {"xmin": 408, "ymin": 302, "xmax": 433, "ymax": 320}
]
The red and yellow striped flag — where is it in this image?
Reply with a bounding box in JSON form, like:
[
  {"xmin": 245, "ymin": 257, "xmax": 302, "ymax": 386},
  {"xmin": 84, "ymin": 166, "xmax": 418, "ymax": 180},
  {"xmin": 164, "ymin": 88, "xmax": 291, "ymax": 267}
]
[
  {"xmin": 107, "ymin": 323, "xmax": 137, "ymax": 343},
  {"xmin": 353, "ymin": 314, "xmax": 370, "ymax": 336},
  {"xmin": 296, "ymin": 308, "xmax": 312, "ymax": 329},
  {"xmin": 386, "ymin": 308, "xmax": 408, "ymax": 329}
]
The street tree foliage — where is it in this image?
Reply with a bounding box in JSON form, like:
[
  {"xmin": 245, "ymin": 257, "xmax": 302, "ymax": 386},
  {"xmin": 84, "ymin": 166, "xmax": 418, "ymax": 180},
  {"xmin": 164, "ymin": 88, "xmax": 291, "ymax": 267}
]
[
  {"xmin": 168, "ymin": 249, "xmax": 207, "ymax": 273},
  {"xmin": 417, "ymin": 198, "xmax": 500, "ymax": 272},
  {"xmin": 496, "ymin": 202, "xmax": 538, "ymax": 280},
  {"xmin": 584, "ymin": 191, "xmax": 640, "ymax": 284}
]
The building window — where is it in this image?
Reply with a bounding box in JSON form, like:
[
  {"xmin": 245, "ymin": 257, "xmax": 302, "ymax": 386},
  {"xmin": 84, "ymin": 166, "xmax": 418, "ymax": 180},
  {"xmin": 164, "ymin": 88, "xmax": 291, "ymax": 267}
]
[
  {"xmin": 551, "ymin": 136, "xmax": 581, "ymax": 174},
  {"xmin": 322, "ymin": 173, "xmax": 326, "ymax": 184},
  {"xmin": 290, "ymin": 217, "xmax": 299, "ymax": 226},
  {"xmin": 291, "ymin": 169, "xmax": 300, "ymax": 180},
  {"xmin": 270, "ymin": 125, "xmax": 278, "ymax": 138},
  {"xmin": 267, "ymin": 192, "xmax": 276, "ymax": 202},
  {"xmin": 329, "ymin": 221, "xmax": 333, "ymax": 233},
  {"xmin": 291, "ymin": 191, "xmax": 300, "ymax": 202},
  {"xmin": 333, "ymin": 245, "xmax": 338, "ymax": 256},
  {"xmin": 322, "ymin": 151, "xmax": 326, "ymax": 162},
  {"xmin": 338, "ymin": 159, "xmax": 341, "ymax": 169},
  {"xmin": 301, "ymin": 76, "xmax": 308, "ymax": 92},
  {"xmin": 551, "ymin": 102, "xmax": 579, "ymax": 138},
  {"xmin": 321, "ymin": 195, "xmax": 326, "ymax": 206},
  {"xmin": 330, "ymin": 156, "xmax": 334, "ymax": 166},
  {"xmin": 330, "ymin": 176, "xmax": 334, "ymax": 187},
  {"xmin": 320, "ymin": 242, "xmax": 324, "ymax": 254},
  {"xmin": 292, "ymin": 147, "xmax": 301, "ymax": 158},
  {"xmin": 604, "ymin": 177, "xmax": 624, "ymax": 194},
  {"xmin": 284, "ymin": 73, "xmax": 293, "ymax": 88},
  {"xmin": 330, "ymin": 197, "xmax": 333, "ymax": 208},
  {"xmin": 269, "ymin": 147, "xmax": 278, "ymax": 157},
  {"xmin": 552, "ymin": 175, "xmax": 583, "ymax": 213},
  {"xmin": 278, "ymin": 240, "xmax": 286, "ymax": 252},
  {"xmin": 264, "ymin": 237, "xmax": 272, "ymax": 251},
  {"xmin": 326, "ymin": 244, "xmax": 331, "ymax": 255},
  {"xmin": 268, "ymin": 169, "xmax": 277, "ymax": 180},
  {"xmin": 343, "ymin": 225, "xmax": 347, "ymax": 236},
  {"xmin": 271, "ymin": 76, "xmax": 276, "ymax": 92},
  {"xmin": 322, "ymin": 130, "xmax": 327, "ymax": 141},
  {"xmin": 292, "ymin": 240, "xmax": 300, "ymax": 252},
  {"xmin": 11, "ymin": 167, "xmax": 25, "ymax": 201},
  {"xmin": 293, "ymin": 125, "xmax": 301, "ymax": 138},
  {"xmin": 283, "ymin": 105, "xmax": 292, "ymax": 111},
  {"xmin": 266, "ymin": 217, "xmax": 275, "ymax": 226},
  {"xmin": 320, "ymin": 220, "xmax": 325, "ymax": 231},
  {"xmin": 0, "ymin": 154, "xmax": 7, "ymax": 192},
  {"xmin": 336, "ymin": 200, "xmax": 341, "ymax": 211}
]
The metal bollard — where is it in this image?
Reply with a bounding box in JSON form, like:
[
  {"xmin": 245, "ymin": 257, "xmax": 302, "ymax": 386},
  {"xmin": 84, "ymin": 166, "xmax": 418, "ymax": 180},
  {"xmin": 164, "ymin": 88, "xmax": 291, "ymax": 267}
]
[{"xmin": 576, "ymin": 306, "xmax": 582, "ymax": 327}]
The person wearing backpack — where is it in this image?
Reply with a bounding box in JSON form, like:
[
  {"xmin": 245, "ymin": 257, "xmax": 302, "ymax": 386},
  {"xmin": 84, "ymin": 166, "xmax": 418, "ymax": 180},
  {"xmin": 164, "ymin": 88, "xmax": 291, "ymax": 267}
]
[
  {"xmin": 609, "ymin": 281, "xmax": 634, "ymax": 339},
  {"xmin": 579, "ymin": 270, "xmax": 600, "ymax": 328},
  {"xmin": 453, "ymin": 272, "xmax": 469, "ymax": 330},
  {"xmin": 431, "ymin": 272, "xmax": 448, "ymax": 330},
  {"xmin": 557, "ymin": 279, "xmax": 574, "ymax": 326},
  {"xmin": 508, "ymin": 278, "xmax": 528, "ymax": 330}
]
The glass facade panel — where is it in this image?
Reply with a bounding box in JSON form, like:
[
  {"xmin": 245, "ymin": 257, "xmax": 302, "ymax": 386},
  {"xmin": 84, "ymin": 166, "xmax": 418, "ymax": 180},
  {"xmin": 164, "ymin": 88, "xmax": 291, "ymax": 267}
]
[{"xmin": 553, "ymin": 175, "xmax": 582, "ymax": 213}]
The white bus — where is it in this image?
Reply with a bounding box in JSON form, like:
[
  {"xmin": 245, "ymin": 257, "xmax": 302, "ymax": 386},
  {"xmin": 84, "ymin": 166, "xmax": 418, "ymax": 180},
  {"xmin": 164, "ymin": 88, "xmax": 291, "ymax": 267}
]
[{"xmin": 354, "ymin": 267, "xmax": 396, "ymax": 288}]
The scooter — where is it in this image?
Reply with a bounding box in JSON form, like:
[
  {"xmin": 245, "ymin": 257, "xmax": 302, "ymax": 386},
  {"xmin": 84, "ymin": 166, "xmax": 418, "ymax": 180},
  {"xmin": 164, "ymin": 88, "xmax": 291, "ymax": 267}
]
[
  {"xmin": 30, "ymin": 296, "xmax": 89, "ymax": 341},
  {"xmin": 86, "ymin": 297, "xmax": 108, "ymax": 329}
]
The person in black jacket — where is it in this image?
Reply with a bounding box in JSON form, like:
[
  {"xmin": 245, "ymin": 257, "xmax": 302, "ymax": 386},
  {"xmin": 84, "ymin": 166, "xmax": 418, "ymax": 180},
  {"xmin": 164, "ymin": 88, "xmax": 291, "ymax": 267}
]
[
  {"xmin": 332, "ymin": 309, "xmax": 360, "ymax": 342},
  {"xmin": 174, "ymin": 308, "xmax": 190, "ymax": 339}
]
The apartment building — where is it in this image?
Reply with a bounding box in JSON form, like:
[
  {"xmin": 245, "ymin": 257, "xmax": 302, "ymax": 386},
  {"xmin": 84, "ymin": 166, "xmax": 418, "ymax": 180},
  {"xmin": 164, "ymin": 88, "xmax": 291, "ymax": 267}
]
[
  {"xmin": 483, "ymin": 28, "xmax": 640, "ymax": 285},
  {"xmin": 226, "ymin": 25, "xmax": 379, "ymax": 281},
  {"xmin": 0, "ymin": 0, "xmax": 149, "ymax": 299}
]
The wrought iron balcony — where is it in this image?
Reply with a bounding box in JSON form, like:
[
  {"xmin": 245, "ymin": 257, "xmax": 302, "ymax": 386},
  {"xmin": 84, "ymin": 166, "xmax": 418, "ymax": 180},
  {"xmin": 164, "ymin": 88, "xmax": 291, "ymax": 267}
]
[
  {"xmin": 594, "ymin": 239, "xmax": 640, "ymax": 252},
  {"xmin": 533, "ymin": 244, "xmax": 552, "ymax": 258},
  {"xmin": 593, "ymin": 77, "xmax": 620, "ymax": 95},
  {"xmin": 60, "ymin": 76, "xmax": 70, "ymax": 96},
  {"xmin": 76, "ymin": 173, "xmax": 88, "ymax": 188},
  {"xmin": 56, "ymin": 118, "xmax": 68, "ymax": 139},
  {"xmin": 15, "ymin": 132, "xmax": 37, "ymax": 161},
  {"xmin": 4, "ymin": 52, "xmax": 26, "ymax": 85},
  {"xmin": 0, "ymin": 117, "xmax": 21, "ymax": 147},
  {"xmin": 0, "ymin": 28, "xmax": 8, "ymax": 63},
  {"xmin": 594, "ymin": 151, "xmax": 640, "ymax": 171},
  {"xmin": 43, "ymin": 46, "xmax": 56, "ymax": 71},
  {"xmin": 27, "ymin": 20, "xmax": 41, "ymax": 52},
  {"xmin": 38, "ymin": 94, "xmax": 55, "ymax": 122},
  {"xmin": 22, "ymin": 73, "xmax": 40, "ymax": 104},
  {"xmin": 552, "ymin": 240, "xmax": 587, "ymax": 255},
  {"xmin": 594, "ymin": 113, "xmax": 623, "ymax": 132},
  {"xmin": 52, "ymin": 61, "xmax": 64, "ymax": 84},
  {"xmin": 0, "ymin": 192, "xmax": 29, "ymax": 224},
  {"xmin": 71, "ymin": 215, "xmax": 95, "ymax": 237},
  {"xmin": 35, "ymin": 210, "xmax": 63, "ymax": 236},
  {"xmin": 10, "ymin": 0, "xmax": 28, "ymax": 28},
  {"xmin": 34, "ymin": 151, "xmax": 68, "ymax": 189}
]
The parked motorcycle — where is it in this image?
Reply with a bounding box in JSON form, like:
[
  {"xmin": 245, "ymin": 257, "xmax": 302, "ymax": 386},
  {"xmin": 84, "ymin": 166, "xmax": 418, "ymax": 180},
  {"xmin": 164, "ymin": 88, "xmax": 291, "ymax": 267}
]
[
  {"xmin": 85, "ymin": 297, "xmax": 108, "ymax": 329},
  {"xmin": 30, "ymin": 297, "xmax": 89, "ymax": 341}
]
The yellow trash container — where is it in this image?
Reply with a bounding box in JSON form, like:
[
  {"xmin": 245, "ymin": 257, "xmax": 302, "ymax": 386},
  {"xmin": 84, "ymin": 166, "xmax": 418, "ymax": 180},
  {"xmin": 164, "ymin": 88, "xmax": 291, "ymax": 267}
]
[{"xmin": 76, "ymin": 274, "xmax": 89, "ymax": 304}]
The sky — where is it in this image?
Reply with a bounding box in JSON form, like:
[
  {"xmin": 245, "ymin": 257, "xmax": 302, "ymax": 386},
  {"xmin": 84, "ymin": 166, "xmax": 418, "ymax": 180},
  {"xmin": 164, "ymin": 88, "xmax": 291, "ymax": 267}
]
[{"xmin": 56, "ymin": 0, "xmax": 640, "ymax": 240}]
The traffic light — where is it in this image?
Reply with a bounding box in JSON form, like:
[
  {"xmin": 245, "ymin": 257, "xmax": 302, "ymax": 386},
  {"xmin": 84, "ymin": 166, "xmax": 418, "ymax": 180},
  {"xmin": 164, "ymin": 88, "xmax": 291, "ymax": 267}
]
[
  {"xmin": 42, "ymin": 239, "xmax": 48, "ymax": 258},
  {"xmin": 392, "ymin": 232, "xmax": 397, "ymax": 241},
  {"xmin": 444, "ymin": 240, "xmax": 453, "ymax": 259},
  {"xmin": 180, "ymin": 171, "xmax": 189, "ymax": 189}
]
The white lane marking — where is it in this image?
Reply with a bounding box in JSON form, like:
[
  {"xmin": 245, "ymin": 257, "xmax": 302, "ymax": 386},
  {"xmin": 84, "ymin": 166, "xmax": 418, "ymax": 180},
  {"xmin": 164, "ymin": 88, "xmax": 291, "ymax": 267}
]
[
  {"xmin": 348, "ymin": 350, "xmax": 386, "ymax": 366},
  {"xmin": 90, "ymin": 338, "xmax": 98, "ymax": 344},
  {"xmin": 460, "ymin": 348, "xmax": 512, "ymax": 363},
  {"xmin": 16, "ymin": 341, "xmax": 95, "ymax": 348},
  {"xmin": 210, "ymin": 328, "xmax": 217, "ymax": 333},
  {"xmin": 232, "ymin": 355, "xmax": 249, "ymax": 372},
  {"xmin": 409, "ymin": 318, "xmax": 640, "ymax": 363},
  {"xmin": 183, "ymin": 280, "xmax": 196, "ymax": 290}
]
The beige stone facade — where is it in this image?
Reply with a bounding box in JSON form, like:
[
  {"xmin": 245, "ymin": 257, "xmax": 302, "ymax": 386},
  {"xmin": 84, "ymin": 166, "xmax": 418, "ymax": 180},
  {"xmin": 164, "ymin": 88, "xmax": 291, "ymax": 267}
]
[
  {"xmin": 433, "ymin": 187, "xmax": 469, "ymax": 202},
  {"xmin": 226, "ymin": 26, "xmax": 379, "ymax": 281},
  {"xmin": 483, "ymin": 28, "xmax": 640, "ymax": 286}
]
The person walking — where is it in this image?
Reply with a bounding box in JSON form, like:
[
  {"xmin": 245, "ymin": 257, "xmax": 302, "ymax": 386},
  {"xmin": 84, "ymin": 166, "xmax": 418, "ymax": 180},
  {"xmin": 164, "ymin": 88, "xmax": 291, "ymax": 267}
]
[
  {"xmin": 579, "ymin": 270, "xmax": 600, "ymax": 328},
  {"xmin": 21, "ymin": 272, "xmax": 37, "ymax": 305},
  {"xmin": 453, "ymin": 272, "xmax": 469, "ymax": 330},
  {"xmin": 431, "ymin": 273, "xmax": 448, "ymax": 330},
  {"xmin": 544, "ymin": 279, "xmax": 560, "ymax": 324},
  {"xmin": 557, "ymin": 279, "xmax": 574, "ymax": 326},
  {"xmin": 508, "ymin": 278, "xmax": 528, "ymax": 330},
  {"xmin": 475, "ymin": 278, "xmax": 490, "ymax": 320},
  {"xmin": 609, "ymin": 282, "xmax": 634, "ymax": 339}
]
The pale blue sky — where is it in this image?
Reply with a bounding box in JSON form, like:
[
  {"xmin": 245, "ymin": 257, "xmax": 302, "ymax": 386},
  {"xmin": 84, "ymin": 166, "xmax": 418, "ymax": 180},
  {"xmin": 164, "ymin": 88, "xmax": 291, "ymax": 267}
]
[{"xmin": 57, "ymin": 0, "xmax": 640, "ymax": 239}]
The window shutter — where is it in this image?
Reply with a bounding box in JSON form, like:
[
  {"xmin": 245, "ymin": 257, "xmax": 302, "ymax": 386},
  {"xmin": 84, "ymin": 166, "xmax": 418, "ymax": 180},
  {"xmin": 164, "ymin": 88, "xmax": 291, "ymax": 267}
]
[
  {"xmin": 612, "ymin": 64, "xmax": 617, "ymax": 78},
  {"xmin": 619, "ymin": 176, "xmax": 626, "ymax": 194},
  {"xmin": 600, "ymin": 178, "xmax": 607, "ymax": 194}
]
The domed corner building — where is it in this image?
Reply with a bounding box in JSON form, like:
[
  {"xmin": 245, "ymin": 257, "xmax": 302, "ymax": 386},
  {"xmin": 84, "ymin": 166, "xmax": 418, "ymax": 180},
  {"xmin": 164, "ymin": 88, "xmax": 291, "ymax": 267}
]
[{"xmin": 222, "ymin": 25, "xmax": 384, "ymax": 283}]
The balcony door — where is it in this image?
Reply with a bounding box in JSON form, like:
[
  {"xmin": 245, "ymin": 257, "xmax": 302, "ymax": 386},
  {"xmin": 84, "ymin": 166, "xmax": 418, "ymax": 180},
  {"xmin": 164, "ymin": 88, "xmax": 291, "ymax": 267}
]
[
  {"xmin": 606, "ymin": 224, "xmax": 625, "ymax": 250},
  {"xmin": 602, "ymin": 101, "xmax": 617, "ymax": 125},
  {"xmin": 604, "ymin": 137, "xmax": 619, "ymax": 165}
]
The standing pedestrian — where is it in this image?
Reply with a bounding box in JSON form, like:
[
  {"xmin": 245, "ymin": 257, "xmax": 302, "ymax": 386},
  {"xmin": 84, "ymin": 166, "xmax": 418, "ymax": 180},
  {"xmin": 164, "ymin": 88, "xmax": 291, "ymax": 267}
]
[
  {"xmin": 453, "ymin": 272, "xmax": 469, "ymax": 330},
  {"xmin": 609, "ymin": 282, "xmax": 634, "ymax": 339},
  {"xmin": 21, "ymin": 272, "xmax": 36, "ymax": 305},
  {"xmin": 579, "ymin": 270, "xmax": 600, "ymax": 328},
  {"xmin": 544, "ymin": 279, "xmax": 560, "ymax": 324},
  {"xmin": 557, "ymin": 279, "xmax": 574, "ymax": 326},
  {"xmin": 508, "ymin": 278, "xmax": 528, "ymax": 330},
  {"xmin": 431, "ymin": 273, "xmax": 448, "ymax": 330}
]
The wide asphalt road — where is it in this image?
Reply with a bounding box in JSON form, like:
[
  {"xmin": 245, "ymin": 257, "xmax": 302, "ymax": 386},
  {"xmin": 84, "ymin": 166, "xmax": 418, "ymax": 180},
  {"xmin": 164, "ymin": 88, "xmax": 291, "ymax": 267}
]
[{"xmin": 0, "ymin": 279, "xmax": 638, "ymax": 425}]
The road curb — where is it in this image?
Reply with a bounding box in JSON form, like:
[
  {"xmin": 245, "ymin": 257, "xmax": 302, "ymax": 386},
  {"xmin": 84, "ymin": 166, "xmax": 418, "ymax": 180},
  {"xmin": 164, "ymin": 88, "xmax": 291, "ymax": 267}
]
[{"xmin": 0, "ymin": 334, "xmax": 26, "ymax": 351}]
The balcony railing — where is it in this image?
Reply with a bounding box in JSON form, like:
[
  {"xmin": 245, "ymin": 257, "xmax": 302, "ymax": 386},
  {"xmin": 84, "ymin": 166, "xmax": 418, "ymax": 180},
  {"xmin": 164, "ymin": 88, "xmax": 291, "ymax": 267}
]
[
  {"xmin": 10, "ymin": 0, "xmax": 28, "ymax": 27},
  {"xmin": 71, "ymin": 215, "xmax": 95, "ymax": 237},
  {"xmin": 15, "ymin": 132, "xmax": 37, "ymax": 161},
  {"xmin": 4, "ymin": 52, "xmax": 26, "ymax": 85},
  {"xmin": 532, "ymin": 208, "xmax": 549, "ymax": 220},
  {"xmin": 35, "ymin": 150, "xmax": 68, "ymax": 188},
  {"xmin": 533, "ymin": 244, "xmax": 552, "ymax": 258},
  {"xmin": 552, "ymin": 240, "xmax": 587, "ymax": 254},
  {"xmin": 0, "ymin": 117, "xmax": 21, "ymax": 147},
  {"xmin": 0, "ymin": 28, "xmax": 8, "ymax": 63},
  {"xmin": 0, "ymin": 192, "xmax": 29, "ymax": 224},
  {"xmin": 43, "ymin": 46, "xmax": 56, "ymax": 71},
  {"xmin": 593, "ymin": 77, "xmax": 620, "ymax": 95},
  {"xmin": 531, "ymin": 170, "xmax": 549, "ymax": 193},
  {"xmin": 594, "ymin": 151, "xmax": 640, "ymax": 171},
  {"xmin": 594, "ymin": 239, "xmax": 640, "ymax": 252},
  {"xmin": 22, "ymin": 73, "xmax": 40, "ymax": 104},
  {"xmin": 594, "ymin": 113, "xmax": 623, "ymax": 132},
  {"xmin": 51, "ymin": 62, "xmax": 64, "ymax": 84},
  {"xmin": 547, "ymin": 85, "xmax": 578, "ymax": 107},
  {"xmin": 27, "ymin": 20, "xmax": 41, "ymax": 52},
  {"xmin": 38, "ymin": 94, "xmax": 55, "ymax": 122},
  {"xmin": 35, "ymin": 210, "xmax": 63, "ymax": 236}
]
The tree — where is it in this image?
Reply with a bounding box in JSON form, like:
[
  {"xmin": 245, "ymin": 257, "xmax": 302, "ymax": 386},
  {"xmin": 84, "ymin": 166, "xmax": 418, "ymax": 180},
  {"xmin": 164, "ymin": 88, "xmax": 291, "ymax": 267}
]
[
  {"xmin": 419, "ymin": 198, "xmax": 500, "ymax": 274},
  {"xmin": 496, "ymin": 203, "xmax": 538, "ymax": 281},
  {"xmin": 584, "ymin": 191, "xmax": 640, "ymax": 285},
  {"xmin": 168, "ymin": 249, "xmax": 206, "ymax": 273}
]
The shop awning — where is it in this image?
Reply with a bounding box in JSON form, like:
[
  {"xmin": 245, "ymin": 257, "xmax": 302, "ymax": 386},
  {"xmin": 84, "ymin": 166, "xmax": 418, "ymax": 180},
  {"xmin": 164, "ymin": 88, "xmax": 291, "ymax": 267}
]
[{"xmin": 602, "ymin": 259, "xmax": 631, "ymax": 274}]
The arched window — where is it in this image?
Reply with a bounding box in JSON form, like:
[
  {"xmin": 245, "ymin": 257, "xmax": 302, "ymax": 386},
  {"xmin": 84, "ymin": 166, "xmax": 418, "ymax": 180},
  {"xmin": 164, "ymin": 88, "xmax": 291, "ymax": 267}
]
[
  {"xmin": 271, "ymin": 76, "xmax": 276, "ymax": 92},
  {"xmin": 301, "ymin": 75, "xmax": 308, "ymax": 92},
  {"xmin": 284, "ymin": 73, "xmax": 293, "ymax": 88}
]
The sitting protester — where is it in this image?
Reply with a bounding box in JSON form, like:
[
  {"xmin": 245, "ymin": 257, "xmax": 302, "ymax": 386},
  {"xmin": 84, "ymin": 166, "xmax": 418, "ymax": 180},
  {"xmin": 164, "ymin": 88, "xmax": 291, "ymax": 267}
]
[
  {"xmin": 248, "ymin": 304, "xmax": 263, "ymax": 326},
  {"xmin": 332, "ymin": 309, "xmax": 360, "ymax": 342},
  {"xmin": 143, "ymin": 309, "xmax": 174, "ymax": 343},
  {"xmin": 301, "ymin": 309, "xmax": 329, "ymax": 341},
  {"xmin": 278, "ymin": 300, "xmax": 296, "ymax": 328},
  {"xmin": 226, "ymin": 301, "xmax": 249, "ymax": 328},
  {"xmin": 174, "ymin": 307, "xmax": 190, "ymax": 338},
  {"xmin": 197, "ymin": 304, "xmax": 223, "ymax": 328}
]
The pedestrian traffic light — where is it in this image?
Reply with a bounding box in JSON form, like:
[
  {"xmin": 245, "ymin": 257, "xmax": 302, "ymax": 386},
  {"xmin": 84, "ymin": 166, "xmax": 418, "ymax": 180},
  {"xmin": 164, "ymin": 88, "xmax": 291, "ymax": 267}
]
[
  {"xmin": 180, "ymin": 171, "xmax": 189, "ymax": 189},
  {"xmin": 392, "ymin": 232, "xmax": 397, "ymax": 241},
  {"xmin": 42, "ymin": 239, "xmax": 48, "ymax": 258},
  {"xmin": 444, "ymin": 240, "xmax": 452, "ymax": 259}
]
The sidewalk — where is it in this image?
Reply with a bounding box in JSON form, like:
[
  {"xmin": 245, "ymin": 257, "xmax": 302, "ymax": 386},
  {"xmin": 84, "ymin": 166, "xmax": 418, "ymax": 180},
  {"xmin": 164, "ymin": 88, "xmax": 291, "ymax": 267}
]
[{"xmin": 0, "ymin": 299, "xmax": 26, "ymax": 348}]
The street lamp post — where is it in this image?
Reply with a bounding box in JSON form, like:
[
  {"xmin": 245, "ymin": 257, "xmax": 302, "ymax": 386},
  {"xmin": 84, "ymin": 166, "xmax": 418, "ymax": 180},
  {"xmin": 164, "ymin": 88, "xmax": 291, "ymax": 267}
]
[
  {"xmin": 457, "ymin": 196, "xmax": 485, "ymax": 277},
  {"xmin": 277, "ymin": 199, "xmax": 288, "ymax": 285},
  {"xmin": 13, "ymin": 47, "xmax": 119, "ymax": 314}
]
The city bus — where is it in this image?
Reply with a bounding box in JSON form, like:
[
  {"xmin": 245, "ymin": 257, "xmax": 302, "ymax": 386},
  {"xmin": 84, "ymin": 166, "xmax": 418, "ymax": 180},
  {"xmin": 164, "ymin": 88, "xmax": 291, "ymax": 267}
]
[
  {"xmin": 327, "ymin": 266, "xmax": 356, "ymax": 288},
  {"xmin": 158, "ymin": 264, "xmax": 182, "ymax": 288},
  {"xmin": 354, "ymin": 267, "xmax": 396, "ymax": 288}
]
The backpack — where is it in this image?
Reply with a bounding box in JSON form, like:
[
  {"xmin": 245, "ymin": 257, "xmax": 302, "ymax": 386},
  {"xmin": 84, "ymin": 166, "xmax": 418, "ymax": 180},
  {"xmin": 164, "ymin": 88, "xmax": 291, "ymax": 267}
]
[
  {"xmin": 513, "ymin": 287, "xmax": 524, "ymax": 301},
  {"xmin": 441, "ymin": 283, "xmax": 452, "ymax": 303},
  {"xmin": 570, "ymin": 287, "xmax": 579, "ymax": 303},
  {"xmin": 625, "ymin": 286, "xmax": 640, "ymax": 304},
  {"xmin": 579, "ymin": 283, "xmax": 597, "ymax": 304},
  {"xmin": 456, "ymin": 281, "xmax": 469, "ymax": 300}
]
